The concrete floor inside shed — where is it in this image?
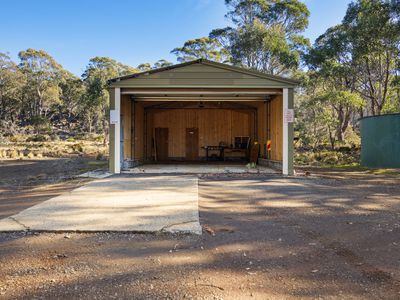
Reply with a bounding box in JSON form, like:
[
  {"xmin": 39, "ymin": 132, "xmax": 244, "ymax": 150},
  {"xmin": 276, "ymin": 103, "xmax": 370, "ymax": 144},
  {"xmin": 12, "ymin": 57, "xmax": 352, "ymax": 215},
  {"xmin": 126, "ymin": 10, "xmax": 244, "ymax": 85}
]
[{"xmin": 123, "ymin": 163, "xmax": 279, "ymax": 174}]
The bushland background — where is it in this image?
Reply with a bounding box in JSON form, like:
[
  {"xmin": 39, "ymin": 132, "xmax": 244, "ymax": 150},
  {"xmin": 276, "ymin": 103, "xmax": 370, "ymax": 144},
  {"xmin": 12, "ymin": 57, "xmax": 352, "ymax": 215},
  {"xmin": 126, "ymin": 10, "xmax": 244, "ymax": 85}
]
[{"xmin": 1, "ymin": 0, "xmax": 399, "ymax": 167}]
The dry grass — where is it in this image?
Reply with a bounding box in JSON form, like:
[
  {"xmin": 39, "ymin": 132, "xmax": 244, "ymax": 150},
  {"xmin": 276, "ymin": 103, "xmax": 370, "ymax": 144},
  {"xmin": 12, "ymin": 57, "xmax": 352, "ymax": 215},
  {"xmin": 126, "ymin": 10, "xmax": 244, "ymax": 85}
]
[{"xmin": 0, "ymin": 135, "xmax": 108, "ymax": 160}]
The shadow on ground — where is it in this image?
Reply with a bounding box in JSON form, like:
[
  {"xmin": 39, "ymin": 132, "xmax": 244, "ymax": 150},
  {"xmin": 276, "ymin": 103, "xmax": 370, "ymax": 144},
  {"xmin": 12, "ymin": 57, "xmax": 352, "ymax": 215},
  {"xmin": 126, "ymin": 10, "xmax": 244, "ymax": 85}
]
[
  {"xmin": 0, "ymin": 170, "xmax": 399, "ymax": 299},
  {"xmin": 0, "ymin": 158, "xmax": 102, "ymax": 219}
]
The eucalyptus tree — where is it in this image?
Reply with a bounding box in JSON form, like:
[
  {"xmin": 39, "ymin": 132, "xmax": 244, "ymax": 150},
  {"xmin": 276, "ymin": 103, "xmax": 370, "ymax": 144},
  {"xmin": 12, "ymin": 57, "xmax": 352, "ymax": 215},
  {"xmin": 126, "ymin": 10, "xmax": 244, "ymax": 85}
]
[
  {"xmin": 137, "ymin": 63, "xmax": 152, "ymax": 71},
  {"xmin": 210, "ymin": 0, "xmax": 310, "ymax": 75},
  {"xmin": 18, "ymin": 48, "xmax": 67, "ymax": 121},
  {"xmin": 307, "ymin": 0, "xmax": 400, "ymax": 117},
  {"xmin": 305, "ymin": 24, "xmax": 364, "ymax": 143},
  {"xmin": 171, "ymin": 37, "xmax": 230, "ymax": 63},
  {"xmin": 392, "ymin": 0, "xmax": 400, "ymax": 111},
  {"xmin": 82, "ymin": 56, "xmax": 137, "ymax": 134},
  {"xmin": 297, "ymin": 72, "xmax": 364, "ymax": 147},
  {"xmin": 342, "ymin": 0, "xmax": 400, "ymax": 115},
  {"xmin": 137, "ymin": 60, "xmax": 173, "ymax": 71},
  {"xmin": 59, "ymin": 77, "xmax": 85, "ymax": 128},
  {"xmin": 0, "ymin": 53, "xmax": 25, "ymax": 131},
  {"xmin": 153, "ymin": 59, "xmax": 173, "ymax": 68}
]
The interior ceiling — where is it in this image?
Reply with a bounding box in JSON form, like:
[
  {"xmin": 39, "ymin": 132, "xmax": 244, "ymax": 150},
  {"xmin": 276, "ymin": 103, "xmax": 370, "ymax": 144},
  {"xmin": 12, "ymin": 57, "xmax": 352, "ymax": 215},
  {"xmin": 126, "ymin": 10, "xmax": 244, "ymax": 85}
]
[
  {"xmin": 121, "ymin": 88, "xmax": 281, "ymax": 102},
  {"xmin": 133, "ymin": 96, "xmax": 268, "ymax": 101},
  {"xmin": 139, "ymin": 100, "xmax": 263, "ymax": 109}
]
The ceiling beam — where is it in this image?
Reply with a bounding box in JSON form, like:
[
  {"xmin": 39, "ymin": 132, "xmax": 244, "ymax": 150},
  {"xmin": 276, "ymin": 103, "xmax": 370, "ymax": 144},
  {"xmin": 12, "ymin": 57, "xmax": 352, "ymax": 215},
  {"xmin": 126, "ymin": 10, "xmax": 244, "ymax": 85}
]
[
  {"xmin": 134, "ymin": 97, "xmax": 267, "ymax": 102},
  {"xmin": 121, "ymin": 88, "xmax": 282, "ymax": 96}
]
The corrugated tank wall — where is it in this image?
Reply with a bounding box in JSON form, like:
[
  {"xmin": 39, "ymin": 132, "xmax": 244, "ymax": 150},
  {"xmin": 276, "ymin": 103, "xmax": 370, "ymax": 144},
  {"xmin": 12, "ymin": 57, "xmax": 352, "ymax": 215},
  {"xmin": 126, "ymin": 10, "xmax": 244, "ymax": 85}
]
[{"xmin": 360, "ymin": 113, "xmax": 400, "ymax": 168}]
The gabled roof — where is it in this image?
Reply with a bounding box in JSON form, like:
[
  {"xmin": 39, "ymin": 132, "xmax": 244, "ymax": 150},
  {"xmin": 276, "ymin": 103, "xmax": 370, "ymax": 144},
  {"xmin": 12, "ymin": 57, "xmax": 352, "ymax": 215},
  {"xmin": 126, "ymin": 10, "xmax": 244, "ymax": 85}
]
[{"xmin": 108, "ymin": 59, "xmax": 300, "ymax": 87}]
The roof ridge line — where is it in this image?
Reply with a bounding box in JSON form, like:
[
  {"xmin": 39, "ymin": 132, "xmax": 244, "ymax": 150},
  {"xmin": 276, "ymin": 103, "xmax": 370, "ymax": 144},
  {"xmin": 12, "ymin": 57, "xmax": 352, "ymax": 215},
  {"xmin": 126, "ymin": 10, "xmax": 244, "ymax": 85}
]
[{"xmin": 108, "ymin": 59, "xmax": 299, "ymax": 86}]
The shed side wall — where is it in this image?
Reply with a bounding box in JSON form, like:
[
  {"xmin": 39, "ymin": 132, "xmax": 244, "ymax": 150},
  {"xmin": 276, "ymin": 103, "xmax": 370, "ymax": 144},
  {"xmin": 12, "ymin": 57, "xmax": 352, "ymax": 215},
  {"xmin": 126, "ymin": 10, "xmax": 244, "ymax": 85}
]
[
  {"xmin": 121, "ymin": 95, "xmax": 131, "ymax": 160},
  {"xmin": 270, "ymin": 95, "xmax": 283, "ymax": 161}
]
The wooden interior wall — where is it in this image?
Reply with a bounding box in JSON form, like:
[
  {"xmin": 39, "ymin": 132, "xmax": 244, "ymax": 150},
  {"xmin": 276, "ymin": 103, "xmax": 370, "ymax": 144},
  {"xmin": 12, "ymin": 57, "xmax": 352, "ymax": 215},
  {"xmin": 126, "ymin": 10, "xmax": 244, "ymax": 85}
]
[
  {"xmin": 147, "ymin": 109, "xmax": 252, "ymax": 158},
  {"xmin": 145, "ymin": 112, "xmax": 153, "ymax": 159},
  {"xmin": 121, "ymin": 95, "xmax": 131, "ymax": 160},
  {"xmin": 254, "ymin": 101, "xmax": 267, "ymax": 157},
  {"xmin": 126, "ymin": 99, "xmax": 283, "ymax": 162},
  {"xmin": 269, "ymin": 95, "xmax": 283, "ymax": 161},
  {"xmin": 133, "ymin": 102, "xmax": 144, "ymax": 160}
]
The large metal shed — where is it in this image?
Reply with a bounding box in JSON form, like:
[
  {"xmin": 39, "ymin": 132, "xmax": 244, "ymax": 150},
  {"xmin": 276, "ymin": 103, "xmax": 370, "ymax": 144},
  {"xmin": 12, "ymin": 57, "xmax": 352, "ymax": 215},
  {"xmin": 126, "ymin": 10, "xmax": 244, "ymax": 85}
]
[{"xmin": 107, "ymin": 59, "xmax": 298, "ymax": 175}]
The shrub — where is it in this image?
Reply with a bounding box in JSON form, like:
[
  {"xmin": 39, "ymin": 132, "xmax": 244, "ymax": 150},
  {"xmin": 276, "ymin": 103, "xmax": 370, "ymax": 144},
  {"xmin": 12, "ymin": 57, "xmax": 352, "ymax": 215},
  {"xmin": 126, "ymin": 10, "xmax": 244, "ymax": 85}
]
[
  {"xmin": 26, "ymin": 134, "xmax": 49, "ymax": 142},
  {"xmin": 50, "ymin": 134, "xmax": 60, "ymax": 141},
  {"xmin": 294, "ymin": 152, "xmax": 312, "ymax": 165},
  {"xmin": 7, "ymin": 149, "xmax": 19, "ymax": 158},
  {"xmin": 31, "ymin": 116, "xmax": 52, "ymax": 134},
  {"xmin": 246, "ymin": 162, "xmax": 257, "ymax": 169},
  {"xmin": 74, "ymin": 133, "xmax": 86, "ymax": 140},
  {"xmin": 71, "ymin": 143, "xmax": 83, "ymax": 152},
  {"xmin": 322, "ymin": 153, "xmax": 339, "ymax": 165},
  {"xmin": 94, "ymin": 135, "xmax": 104, "ymax": 142},
  {"xmin": 9, "ymin": 136, "xmax": 19, "ymax": 143},
  {"xmin": 295, "ymin": 147, "xmax": 360, "ymax": 167}
]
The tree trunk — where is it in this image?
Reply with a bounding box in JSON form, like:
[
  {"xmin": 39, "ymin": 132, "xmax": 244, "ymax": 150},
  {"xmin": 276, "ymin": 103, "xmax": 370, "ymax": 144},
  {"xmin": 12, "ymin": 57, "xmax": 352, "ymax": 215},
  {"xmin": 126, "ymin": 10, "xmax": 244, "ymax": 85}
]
[
  {"xmin": 327, "ymin": 125, "xmax": 335, "ymax": 150},
  {"xmin": 102, "ymin": 118, "xmax": 108, "ymax": 146},
  {"xmin": 336, "ymin": 106, "xmax": 344, "ymax": 142}
]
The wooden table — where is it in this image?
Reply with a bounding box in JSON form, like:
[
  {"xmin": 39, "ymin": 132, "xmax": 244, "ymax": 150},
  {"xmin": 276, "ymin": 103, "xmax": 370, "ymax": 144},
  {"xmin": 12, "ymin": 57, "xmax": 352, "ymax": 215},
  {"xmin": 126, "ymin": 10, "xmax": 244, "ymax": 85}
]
[
  {"xmin": 223, "ymin": 148, "xmax": 248, "ymax": 161},
  {"xmin": 202, "ymin": 146, "xmax": 249, "ymax": 161},
  {"xmin": 202, "ymin": 146, "xmax": 224, "ymax": 161}
]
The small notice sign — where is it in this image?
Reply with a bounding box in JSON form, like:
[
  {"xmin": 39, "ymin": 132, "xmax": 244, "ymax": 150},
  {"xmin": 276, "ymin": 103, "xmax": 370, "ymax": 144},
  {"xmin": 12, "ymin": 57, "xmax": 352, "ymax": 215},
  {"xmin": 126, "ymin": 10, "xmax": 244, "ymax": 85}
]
[
  {"xmin": 284, "ymin": 109, "xmax": 294, "ymax": 123},
  {"xmin": 110, "ymin": 110, "xmax": 119, "ymax": 124}
]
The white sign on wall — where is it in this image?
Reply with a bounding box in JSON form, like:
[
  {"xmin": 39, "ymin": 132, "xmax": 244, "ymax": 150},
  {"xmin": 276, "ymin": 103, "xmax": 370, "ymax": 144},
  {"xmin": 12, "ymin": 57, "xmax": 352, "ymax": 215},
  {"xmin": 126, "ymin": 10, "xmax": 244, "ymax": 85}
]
[
  {"xmin": 284, "ymin": 108, "xmax": 294, "ymax": 123},
  {"xmin": 110, "ymin": 110, "xmax": 119, "ymax": 124}
]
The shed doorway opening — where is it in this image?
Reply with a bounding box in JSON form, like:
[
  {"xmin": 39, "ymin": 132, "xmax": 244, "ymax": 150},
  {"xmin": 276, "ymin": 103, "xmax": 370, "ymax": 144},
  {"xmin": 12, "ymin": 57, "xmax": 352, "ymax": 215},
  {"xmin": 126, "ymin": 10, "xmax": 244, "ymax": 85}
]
[{"xmin": 142, "ymin": 100, "xmax": 257, "ymax": 164}]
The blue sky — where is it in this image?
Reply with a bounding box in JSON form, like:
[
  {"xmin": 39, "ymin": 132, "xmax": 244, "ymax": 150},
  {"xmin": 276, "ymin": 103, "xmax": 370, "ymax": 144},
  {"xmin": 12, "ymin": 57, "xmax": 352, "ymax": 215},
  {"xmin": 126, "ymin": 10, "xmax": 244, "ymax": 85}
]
[{"xmin": 1, "ymin": 0, "xmax": 352, "ymax": 76}]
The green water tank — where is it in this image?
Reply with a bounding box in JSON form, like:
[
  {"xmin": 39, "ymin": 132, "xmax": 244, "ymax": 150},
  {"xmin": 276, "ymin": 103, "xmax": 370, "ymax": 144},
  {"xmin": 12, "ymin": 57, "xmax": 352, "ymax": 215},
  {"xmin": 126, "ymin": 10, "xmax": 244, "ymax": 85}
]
[{"xmin": 360, "ymin": 113, "xmax": 400, "ymax": 168}]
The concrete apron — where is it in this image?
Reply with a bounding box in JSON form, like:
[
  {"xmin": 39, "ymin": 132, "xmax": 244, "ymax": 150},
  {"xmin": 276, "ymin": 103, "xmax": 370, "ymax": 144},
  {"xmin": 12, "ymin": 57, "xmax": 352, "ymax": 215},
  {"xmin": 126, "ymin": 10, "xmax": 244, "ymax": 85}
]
[
  {"xmin": 0, "ymin": 175, "xmax": 202, "ymax": 235},
  {"xmin": 123, "ymin": 164, "xmax": 278, "ymax": 174}
]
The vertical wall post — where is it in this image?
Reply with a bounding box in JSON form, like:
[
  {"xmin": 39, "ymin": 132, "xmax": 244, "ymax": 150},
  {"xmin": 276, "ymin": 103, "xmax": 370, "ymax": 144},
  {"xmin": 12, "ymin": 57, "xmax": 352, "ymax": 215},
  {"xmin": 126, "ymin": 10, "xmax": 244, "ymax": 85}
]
[
  {"xmin": 131, "ymin": 97, "xmax": 135, "ymax": 161},
  {"xmin": 282, "ymin": 88, "xmax": 294, "ymax": 175},
  {"xmin": 109, "ymin": 87, "xmax": 121, "ymax": 174}
]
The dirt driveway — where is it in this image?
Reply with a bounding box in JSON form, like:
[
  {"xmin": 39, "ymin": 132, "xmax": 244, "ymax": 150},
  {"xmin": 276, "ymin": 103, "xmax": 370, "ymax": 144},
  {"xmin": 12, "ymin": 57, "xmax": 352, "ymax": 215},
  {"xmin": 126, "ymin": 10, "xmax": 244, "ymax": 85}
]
[
  {"xmin": 0, "ymin": 160, "xmax": 400, "ymax": 299},
  {"xmin": 0, "ymin": 158, "xmax": 101, "ymax": 219}
]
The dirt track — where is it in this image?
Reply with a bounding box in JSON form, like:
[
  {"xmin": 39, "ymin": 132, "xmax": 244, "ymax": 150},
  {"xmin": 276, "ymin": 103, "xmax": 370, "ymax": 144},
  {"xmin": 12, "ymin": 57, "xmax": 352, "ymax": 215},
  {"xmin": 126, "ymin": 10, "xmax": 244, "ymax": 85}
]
[
  {"xmin": 0, "ymin": 159, "xmax": 98, "ymax": 219},
  {"xmin": 0, "ymin": 159, "xmax": 399, "ymax": 299}
]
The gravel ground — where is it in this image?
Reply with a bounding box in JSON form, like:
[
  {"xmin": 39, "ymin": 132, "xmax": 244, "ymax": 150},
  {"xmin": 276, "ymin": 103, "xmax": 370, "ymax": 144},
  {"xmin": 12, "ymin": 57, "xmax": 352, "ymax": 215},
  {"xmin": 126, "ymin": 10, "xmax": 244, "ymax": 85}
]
[
  {"xmin": 0, "ymin": 160, "xmax": 399, "ymax": 299},
  {"xmin": 0, "ymin": 158, "xmax": 100, "ymax": 219}
]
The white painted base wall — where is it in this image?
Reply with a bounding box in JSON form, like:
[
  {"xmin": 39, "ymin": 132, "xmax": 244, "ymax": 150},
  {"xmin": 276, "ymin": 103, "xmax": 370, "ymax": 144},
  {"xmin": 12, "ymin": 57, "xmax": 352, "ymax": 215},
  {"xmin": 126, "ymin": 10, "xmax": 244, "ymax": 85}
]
[
  {"xmin": 111, "ymin": 88, "xmax": 121, "ymax": 174},
  {"xmin": 282, "ymin": 88, "xmax": 289, "ymax": 175}
]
